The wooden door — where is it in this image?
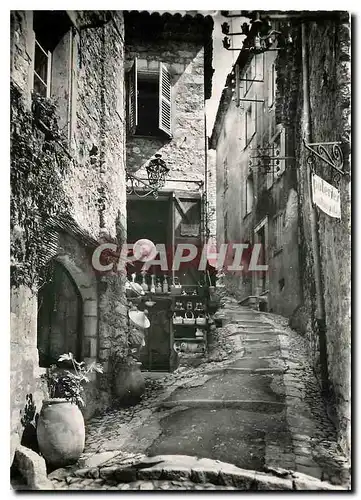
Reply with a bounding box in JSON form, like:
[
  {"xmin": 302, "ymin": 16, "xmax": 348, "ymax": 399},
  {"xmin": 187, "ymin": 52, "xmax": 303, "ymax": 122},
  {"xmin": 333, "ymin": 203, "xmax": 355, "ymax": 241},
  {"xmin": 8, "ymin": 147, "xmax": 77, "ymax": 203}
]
[{"xmin": 172, "ymin": 191, "xmax": 203, "ymax": 286}]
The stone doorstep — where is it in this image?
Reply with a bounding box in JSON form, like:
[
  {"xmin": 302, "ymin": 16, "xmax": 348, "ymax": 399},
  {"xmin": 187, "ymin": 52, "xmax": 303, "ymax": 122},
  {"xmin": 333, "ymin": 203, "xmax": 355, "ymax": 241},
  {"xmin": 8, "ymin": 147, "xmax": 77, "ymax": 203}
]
[
  {"xmin": 72, "ymin": 456, "xmax": 346, "ymax": 491},
  {"xmin": 159, "ymin": 399, "xmax": 285, "ymax": 411}
]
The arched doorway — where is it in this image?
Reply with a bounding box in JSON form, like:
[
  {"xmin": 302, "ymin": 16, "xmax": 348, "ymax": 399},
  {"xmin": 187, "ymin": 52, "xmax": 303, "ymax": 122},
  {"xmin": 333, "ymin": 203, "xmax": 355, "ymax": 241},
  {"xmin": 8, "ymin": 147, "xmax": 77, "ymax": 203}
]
[{"xmin": 37, "ymin": 260, "xmax": 83, "ymax": 367}]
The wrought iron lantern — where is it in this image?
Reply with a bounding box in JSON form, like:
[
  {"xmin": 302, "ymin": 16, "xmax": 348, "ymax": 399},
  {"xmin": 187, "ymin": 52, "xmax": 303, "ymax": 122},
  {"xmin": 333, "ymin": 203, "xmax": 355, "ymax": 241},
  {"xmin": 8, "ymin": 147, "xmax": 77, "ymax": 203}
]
[
  {"xmin": 126, "ymin": 154, "xmax": 170, "ymax": 198},
  {"xmin": 146, "ymin": 154, "xmax": 170, "ymax": 189}
]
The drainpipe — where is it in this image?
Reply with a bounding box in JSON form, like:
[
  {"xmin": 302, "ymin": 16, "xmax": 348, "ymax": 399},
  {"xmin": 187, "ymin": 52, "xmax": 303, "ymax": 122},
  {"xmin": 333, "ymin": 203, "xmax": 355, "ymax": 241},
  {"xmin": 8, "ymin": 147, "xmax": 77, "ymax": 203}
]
[{"xmin": 301, "ymin": 22, "xmax": 329, "ymax": 394}]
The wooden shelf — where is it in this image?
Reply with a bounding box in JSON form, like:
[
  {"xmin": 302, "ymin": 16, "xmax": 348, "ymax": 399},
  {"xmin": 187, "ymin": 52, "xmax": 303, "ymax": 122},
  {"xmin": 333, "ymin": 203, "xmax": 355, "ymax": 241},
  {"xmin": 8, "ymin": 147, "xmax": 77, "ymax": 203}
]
[
  {"xmin": 173, "ymin": 323, "xmax": 208, "ymax": 328},
  {"xmin": 174, "ymin": 295, "xmax": 206, "ymax": 299},
  {"xmin": 173, "ymin": 337, "xmax": 205, "ymax": 342}
]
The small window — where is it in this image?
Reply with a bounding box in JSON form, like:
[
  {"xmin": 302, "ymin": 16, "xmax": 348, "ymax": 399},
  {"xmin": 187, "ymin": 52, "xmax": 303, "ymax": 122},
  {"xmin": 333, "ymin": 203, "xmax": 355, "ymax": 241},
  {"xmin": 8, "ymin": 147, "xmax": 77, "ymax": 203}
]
[
  {"xmin": 127, "ymin": 58, "xmax": 172, "ymax": 138},
  {"xmin": 268, "ymin": 63, "xmax": 276, "ymax": 108},
  {"xmin": 32, "ymin": 11, "xmax": 75, "ymax": 142},
  {"xmin": 274, "ymin": 212, "xmax": 284, "ymax": 252},
  {"xmin": 33, "ymin": 39, "xmax": 51, "ymax": 97},
  {"xmin": 32, "ymin": 11, "xmax": 72, "ymax": 98},
  {"xmin": 245, "ymin": 103, "xmax": 256, "ymax": 147},
  {"xmin": 245, "ymin": 175, "xmax": 254, "ymax": 215}
]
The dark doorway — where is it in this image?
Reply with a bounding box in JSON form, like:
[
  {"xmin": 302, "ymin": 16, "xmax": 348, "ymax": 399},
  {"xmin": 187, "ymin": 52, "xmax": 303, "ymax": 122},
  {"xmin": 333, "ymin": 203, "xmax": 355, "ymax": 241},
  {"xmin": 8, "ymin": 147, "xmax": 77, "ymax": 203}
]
[
  {"xmin": 37, "ymin": 261, "xmax": 83, "ymax": 367},
  {"xmin": 127, "ymin": 196, "xmax": 172, "ymax": 371}
]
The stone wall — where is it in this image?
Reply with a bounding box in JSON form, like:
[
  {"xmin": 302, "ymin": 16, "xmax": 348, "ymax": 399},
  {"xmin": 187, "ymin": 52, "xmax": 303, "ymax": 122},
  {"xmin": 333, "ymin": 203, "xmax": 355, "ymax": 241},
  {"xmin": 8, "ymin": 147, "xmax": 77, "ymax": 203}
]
[
  {"xmin": 210, "ymin": 13, "xmax": 350, "ymax": 458},
  {"xmin": 10, "ymin": 286, "xmax": 48, "ymax": 465},
  {"xmin": 68, "ymin": 11, "xmax": 126, "ymax": 240},
  {"xmin": 124, "ymin": 31, "xmax": 215, "ymax": 265},
  {"xmin": 10, "ymin": 10, "xmax": 127, "ymax": 463},
  {"xmin": 125, "ymin": 40, "xmax": 206, "ymax": 183},
  {"xmin": 297, "ymin": 20, "xmax": 351, "ymax": 456}
]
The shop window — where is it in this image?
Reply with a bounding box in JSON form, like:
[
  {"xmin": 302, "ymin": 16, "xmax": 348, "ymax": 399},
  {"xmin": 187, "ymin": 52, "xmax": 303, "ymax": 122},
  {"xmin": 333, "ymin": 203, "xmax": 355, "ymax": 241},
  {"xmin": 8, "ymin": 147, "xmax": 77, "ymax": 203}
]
[{"xmin": 127, "ymin": 58, "xmax": 172, "ymax": 138}]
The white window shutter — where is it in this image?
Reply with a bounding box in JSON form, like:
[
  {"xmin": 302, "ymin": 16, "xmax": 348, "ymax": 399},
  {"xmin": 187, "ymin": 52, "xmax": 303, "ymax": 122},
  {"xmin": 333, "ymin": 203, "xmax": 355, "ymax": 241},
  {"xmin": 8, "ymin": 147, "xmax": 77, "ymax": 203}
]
[
  {"xmin": 159, "ymin": 63, "xmax": 172, "ymax": 137},
  {"xmin": 128, "ymin": 58, "xmax": 138, "ymax": 134}
]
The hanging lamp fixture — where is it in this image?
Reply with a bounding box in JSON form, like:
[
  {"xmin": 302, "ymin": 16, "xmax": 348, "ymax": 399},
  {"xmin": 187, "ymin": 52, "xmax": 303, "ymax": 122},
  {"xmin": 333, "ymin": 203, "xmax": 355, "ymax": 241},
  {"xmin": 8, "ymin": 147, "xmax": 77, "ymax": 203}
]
[{"xmin": 126, "ymin": 154, "xmax": 170, "ymax": 199}]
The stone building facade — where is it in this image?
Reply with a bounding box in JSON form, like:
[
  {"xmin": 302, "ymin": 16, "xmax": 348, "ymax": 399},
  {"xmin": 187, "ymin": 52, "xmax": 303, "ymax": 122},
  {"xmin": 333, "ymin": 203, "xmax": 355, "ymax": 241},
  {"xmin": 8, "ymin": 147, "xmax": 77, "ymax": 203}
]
[
  {"xmin": 210, "ymin": 11, "xmax": 350, "ymax": 457},
  {"xmin": 10, "ymin": 10, "xmax": 127, "ymax": 463},
  {"xmin": 124, "ymin": 11, "xmax": 215, "ymax": 239},
  {"xmin": 10, "ymin": 9, "xmax": 215, "ymax": 464}
]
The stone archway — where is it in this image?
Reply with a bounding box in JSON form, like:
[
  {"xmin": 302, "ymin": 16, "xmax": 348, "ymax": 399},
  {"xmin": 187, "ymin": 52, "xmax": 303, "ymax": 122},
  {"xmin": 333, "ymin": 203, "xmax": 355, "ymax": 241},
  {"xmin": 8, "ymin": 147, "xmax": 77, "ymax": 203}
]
[
  {"xmin": 37, "ymin": 252, "xmax": 98, "ymax": 367},
  {"xmin": 53, "ymin": 254, "xmax": 98, "ymax": 364}
]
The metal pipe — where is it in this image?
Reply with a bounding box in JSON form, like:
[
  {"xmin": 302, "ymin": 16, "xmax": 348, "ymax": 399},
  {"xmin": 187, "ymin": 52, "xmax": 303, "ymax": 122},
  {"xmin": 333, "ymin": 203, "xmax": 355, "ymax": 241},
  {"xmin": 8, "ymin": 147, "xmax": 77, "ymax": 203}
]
[
  {"xmin": 301, "ymin": 22, "xmax": 324, "ymax": 321},
  {"xmin": 301, "ymin": 22, "xmax": 329, "ymax": 392}
]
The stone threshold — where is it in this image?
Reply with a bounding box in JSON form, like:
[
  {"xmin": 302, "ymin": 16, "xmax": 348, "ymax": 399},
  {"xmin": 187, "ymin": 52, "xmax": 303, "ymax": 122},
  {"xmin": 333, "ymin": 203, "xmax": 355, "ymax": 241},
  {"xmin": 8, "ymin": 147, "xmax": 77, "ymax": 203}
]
[
  {"xmin": 54, "ymin": 454, "xmax": 347, "ymax": 491},
  {"xmin": 159, "ymin": 399, "xmax": 285, "ymax": 411}
]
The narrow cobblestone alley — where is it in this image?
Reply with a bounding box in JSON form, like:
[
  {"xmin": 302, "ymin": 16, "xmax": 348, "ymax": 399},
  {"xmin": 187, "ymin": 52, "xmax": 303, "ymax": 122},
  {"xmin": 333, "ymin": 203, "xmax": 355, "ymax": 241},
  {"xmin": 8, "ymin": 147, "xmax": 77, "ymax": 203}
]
[{"xmin": 49, "ymin": 298, "xmax": 350, "ymax": 491}]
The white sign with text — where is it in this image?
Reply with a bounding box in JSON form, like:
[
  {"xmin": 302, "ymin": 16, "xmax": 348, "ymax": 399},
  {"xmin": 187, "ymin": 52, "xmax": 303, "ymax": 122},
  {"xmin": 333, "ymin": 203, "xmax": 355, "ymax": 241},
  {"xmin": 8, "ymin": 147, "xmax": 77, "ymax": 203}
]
[{"xmin": 312, "ymin": 173, "xmax": 341, "ymax": 219}]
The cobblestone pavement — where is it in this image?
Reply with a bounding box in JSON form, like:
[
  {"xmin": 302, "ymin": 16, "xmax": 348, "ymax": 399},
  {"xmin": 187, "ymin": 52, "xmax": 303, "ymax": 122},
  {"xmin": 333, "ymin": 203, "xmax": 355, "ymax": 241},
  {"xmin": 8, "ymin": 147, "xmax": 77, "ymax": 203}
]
[{"xmin": 49, "ymin": 298, "xmax": 350, "ymax": 491}]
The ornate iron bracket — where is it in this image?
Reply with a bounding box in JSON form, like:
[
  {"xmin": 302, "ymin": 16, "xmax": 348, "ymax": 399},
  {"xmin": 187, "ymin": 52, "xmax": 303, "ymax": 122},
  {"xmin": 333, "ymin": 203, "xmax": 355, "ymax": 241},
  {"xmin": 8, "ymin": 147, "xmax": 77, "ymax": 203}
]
[
  {"xmin": 303, "ymin": 140, "xmax": 345, "ymax": 189},
  {"xmin": 303, "ymin": 140, "xmax": 344, "ymax": 174},
  {"xmin": 126, "ymin": 172, "xmax": 159, "ymax": 199}
]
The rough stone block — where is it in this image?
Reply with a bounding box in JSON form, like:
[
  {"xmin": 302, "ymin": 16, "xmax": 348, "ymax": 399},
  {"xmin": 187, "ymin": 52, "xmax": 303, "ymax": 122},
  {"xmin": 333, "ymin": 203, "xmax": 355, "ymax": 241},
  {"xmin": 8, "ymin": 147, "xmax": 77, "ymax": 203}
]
[
  {"xmin": 137, "ymin": 467, "xmax": 163, "ymax": 481},
  {"xmin": 229, "ymin": 470, "xmax": 256, "ymax": 489},
  {"xmin": 113, "ymin": 467, "xmax": 138, "ymax": 483},
  {"xmin": 99, "ymin": 466, "xmax": 119, "ymax": 480},
  {"xmin": 160, "ymin": 466, "xmax": 191, "ymax": 481},
  {"xmin": 191, "ymin": 467, "xmax": 219, "ymax": 485},
  {"xmin": 14, "ymin": 445, "xmax": 54, "ymax": 490},
  {"xmin": 254, "ymin": 473, "xmax": 293, "ymax": 490}
]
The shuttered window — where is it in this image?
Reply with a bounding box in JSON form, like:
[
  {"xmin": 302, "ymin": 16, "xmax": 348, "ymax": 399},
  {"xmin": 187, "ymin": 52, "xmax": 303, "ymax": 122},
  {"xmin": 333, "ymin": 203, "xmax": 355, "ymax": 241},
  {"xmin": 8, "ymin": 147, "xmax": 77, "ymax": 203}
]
[
  {"xmin": 159, "ymin": 63, "xmax": 172, "ymax": 136},
  {"xmin": 127, "ymin": 59, "xmax": 172, "ymax": 138},
  {"xmin": 128, "ymin": 58, "xmax": 138, "ymax": 135}
]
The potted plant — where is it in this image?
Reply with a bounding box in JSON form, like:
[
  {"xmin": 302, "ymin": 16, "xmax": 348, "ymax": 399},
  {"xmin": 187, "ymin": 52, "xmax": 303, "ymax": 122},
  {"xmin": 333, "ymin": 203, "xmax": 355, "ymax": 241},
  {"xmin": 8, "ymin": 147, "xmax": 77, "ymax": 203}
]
[{"xmin": 37, "ymin": 353, "xmax": 103, "ymax": 468}]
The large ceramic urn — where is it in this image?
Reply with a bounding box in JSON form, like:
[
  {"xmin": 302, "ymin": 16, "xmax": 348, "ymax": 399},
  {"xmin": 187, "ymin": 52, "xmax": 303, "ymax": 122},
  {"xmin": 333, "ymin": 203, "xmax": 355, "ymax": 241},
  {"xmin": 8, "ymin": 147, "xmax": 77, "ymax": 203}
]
[
  {"xmin": 114, "ymin": 361, "xmax": 145, "ymax": 405},
  {"xmin": 37, "ymin": 399, "xmax": 85, "ymax": 467}
]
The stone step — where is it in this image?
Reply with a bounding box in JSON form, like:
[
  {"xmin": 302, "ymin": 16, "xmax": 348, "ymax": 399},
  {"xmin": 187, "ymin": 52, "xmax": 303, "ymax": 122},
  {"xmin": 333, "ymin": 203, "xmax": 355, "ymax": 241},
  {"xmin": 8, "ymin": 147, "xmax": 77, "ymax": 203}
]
[
  {"xmin": 206, "ymin": 367, "xmax": 286, "ymax": 375},
  {"xmin": 159, "ymin": 399, "xmax": 285, "ymax": 413}
]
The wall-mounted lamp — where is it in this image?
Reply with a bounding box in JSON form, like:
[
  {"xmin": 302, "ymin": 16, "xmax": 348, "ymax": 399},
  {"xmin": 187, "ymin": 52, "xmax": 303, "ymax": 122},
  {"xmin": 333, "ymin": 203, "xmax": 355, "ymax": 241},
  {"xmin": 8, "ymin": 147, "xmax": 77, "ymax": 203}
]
[{"xmin": 126, "ymin": 154, "xmax": 170, "ymax": 199}]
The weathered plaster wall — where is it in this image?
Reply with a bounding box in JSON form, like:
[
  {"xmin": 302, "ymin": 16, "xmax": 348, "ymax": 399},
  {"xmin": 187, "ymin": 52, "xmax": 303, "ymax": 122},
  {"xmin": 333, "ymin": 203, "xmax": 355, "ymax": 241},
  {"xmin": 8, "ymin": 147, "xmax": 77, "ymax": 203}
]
[{"xmin": 211, "ymin": 51, "xmax": 301, "ymax": 315}]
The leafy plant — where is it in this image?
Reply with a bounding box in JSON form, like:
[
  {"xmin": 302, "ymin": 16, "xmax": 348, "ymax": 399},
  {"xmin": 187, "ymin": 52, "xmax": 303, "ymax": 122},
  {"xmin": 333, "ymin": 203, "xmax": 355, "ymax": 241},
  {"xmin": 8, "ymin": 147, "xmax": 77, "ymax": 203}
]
[
  {"xmin": 42, "ymin": 353, "xmax": 103, "ymax": 408},
  {"xmin": 10, "ymin": 82, "xmax": 72, "ymax": 290}
]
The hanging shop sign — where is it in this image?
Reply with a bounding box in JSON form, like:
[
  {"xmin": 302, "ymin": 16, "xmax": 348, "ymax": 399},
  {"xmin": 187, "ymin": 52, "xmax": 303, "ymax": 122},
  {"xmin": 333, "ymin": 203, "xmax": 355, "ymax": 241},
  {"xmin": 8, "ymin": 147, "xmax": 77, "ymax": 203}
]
[{"xmin": 311, "ymin": 173, "xmax": 341, "ymax": 219}]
